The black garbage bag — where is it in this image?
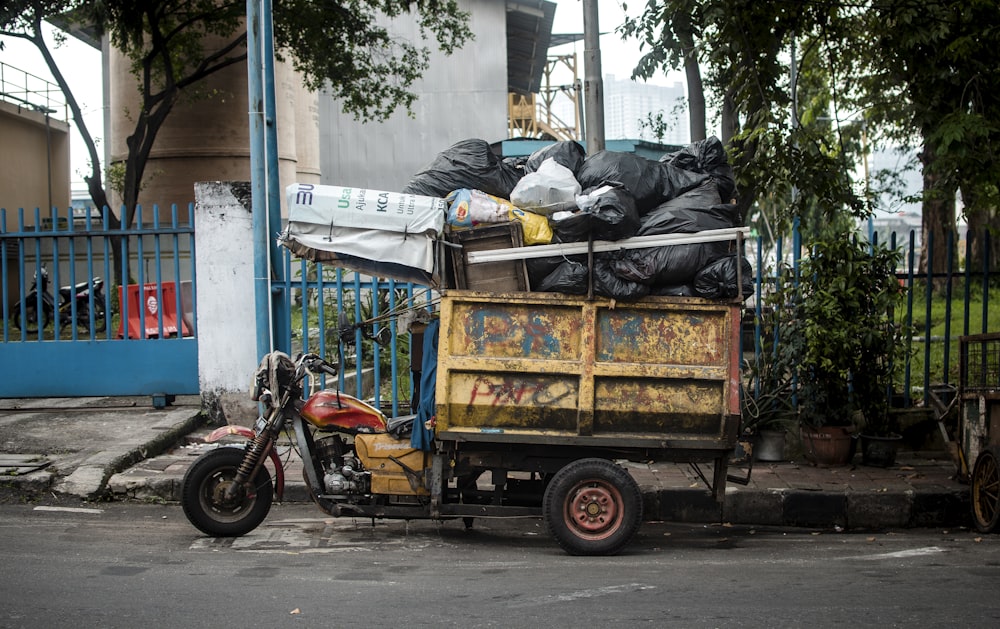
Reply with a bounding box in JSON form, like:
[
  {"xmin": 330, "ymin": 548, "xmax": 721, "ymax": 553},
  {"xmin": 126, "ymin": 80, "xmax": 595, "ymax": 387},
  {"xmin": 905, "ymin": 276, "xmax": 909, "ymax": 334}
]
[
  {"xmin": 536, "ymin": 259, "xmax": 590, "ymax": 294},
  {"xmin": 525, "ymin": 141, "xmax": 587, "ymax": 175},
  {"xmin": 651, "ymin": 284, "xmax": 697, "ymax": 297},
  {"xmin": 693, "ymin": 255, "xmax": 754, "ymax": 299},
  {"xmin": 503, "ymin": 155, "xmax": 528, "ymax": 170},
  {"xmin": 527, "ymin": 254, "xmax": 587, "ymax": 290},
  {"xmin": 609, "ymin": 241, "xmax": 730, "ymax": 286},
  {"xmin": 593, "ymin": 258, "xmax": 650, "ymax": 300},
  {"xmin": 534, "ymin": 257, "xmax": 650, "ymax": 300},
  {"xmin": 576, "ymin": 150, "xmax": 710, "ymax": 213},
  {"xmin": 663, "ymin": 136, "xmax": 738, "ymax": 203},
  {"xmin": 637, "ymin": 181, "xmax": 733, "ymax": 236},
  {"xmin": 639, "ymin": 201, "xmax": 742, "ymax": 236},
  {"xmin": 402, "ymin": 139, "xmax": 524, "ymax": 199},
  {"xmin": 550, "ymin": 185, "xmax": 640, "ymax": 243}
]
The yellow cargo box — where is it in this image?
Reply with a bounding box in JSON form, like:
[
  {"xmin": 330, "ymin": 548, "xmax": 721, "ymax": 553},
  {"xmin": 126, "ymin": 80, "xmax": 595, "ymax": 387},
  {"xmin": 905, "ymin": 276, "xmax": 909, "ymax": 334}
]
[{"xmin": 435, "ymin": 291, "xmax": 741, "ymax": 450}]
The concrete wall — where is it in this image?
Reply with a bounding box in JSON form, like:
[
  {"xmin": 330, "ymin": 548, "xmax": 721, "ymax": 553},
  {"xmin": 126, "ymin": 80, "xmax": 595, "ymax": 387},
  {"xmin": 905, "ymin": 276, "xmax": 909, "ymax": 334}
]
[
  {"xmin": 0, "ymin": 101, "xmax": 72, "ymax": 306},
  {"xmin": 193, "ymin": 181, "xmax": 259, "ymax": 425},
  {"xmin": 319, "ymin": 0, "xmax": 509, "ymax": 192},
  {"xmin": 0, "ymin": 100, "xmax": 71, "ymax": 216}
]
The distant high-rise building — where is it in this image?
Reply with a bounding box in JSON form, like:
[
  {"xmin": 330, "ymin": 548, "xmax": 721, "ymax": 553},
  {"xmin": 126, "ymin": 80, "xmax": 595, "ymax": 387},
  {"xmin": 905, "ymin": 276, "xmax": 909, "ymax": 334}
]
[
  {"xmin": 603, "ymin": 74, "xmax": 688, "ymax": 145},
  {"xmin": 549, "ymin": 72, "xmax": 689, "ymax": 146}
]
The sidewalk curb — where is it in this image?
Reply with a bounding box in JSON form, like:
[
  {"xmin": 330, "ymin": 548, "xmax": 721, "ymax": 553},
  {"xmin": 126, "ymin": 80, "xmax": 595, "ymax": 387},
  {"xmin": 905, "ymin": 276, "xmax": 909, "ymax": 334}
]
[
  {"xmin": 0, "ymin": 410, "xmax": 209, "ymax": 503},
  {"xmin": 642, "ymin": 485, "xmax": 970, "ymax": 529},
  {"xmin": 6, "ymin": 407, "xmax": 971, "ymax": 532},
  {"xmin": 89, "ymin": 411, "xmax": 210, "ymax": 500}
]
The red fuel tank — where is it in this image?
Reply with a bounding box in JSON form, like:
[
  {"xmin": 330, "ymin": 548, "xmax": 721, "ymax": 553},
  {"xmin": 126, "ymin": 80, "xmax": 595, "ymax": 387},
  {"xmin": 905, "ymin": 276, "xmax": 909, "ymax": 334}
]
[{"xmin": 300, "ymin": 390, "xmax": 388, "ymax": 434}]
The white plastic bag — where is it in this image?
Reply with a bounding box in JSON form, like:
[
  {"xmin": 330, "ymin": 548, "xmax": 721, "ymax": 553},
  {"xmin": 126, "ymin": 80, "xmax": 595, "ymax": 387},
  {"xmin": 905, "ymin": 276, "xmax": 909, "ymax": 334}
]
[{"xmin": 509, "ymin": 158, "xmax": 581, "ymax": 216}]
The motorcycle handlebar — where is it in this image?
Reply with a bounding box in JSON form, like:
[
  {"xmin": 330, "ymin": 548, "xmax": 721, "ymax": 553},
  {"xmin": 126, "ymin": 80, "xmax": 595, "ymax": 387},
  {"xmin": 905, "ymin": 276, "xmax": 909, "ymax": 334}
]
[
  {"xmin": 302, "ymin": 354, "xmax": 338, "ymax": 378},
  {"xmin": 319, "ymin": 361, "xmax": 338, "ymax": 377}
]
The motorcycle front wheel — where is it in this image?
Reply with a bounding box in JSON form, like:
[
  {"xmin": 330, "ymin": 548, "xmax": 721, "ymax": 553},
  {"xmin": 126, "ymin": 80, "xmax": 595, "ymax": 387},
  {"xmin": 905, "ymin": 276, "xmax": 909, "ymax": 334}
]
[{"xmin": 181, "ymin": 446, "xmax": 273, "ymax": 537}]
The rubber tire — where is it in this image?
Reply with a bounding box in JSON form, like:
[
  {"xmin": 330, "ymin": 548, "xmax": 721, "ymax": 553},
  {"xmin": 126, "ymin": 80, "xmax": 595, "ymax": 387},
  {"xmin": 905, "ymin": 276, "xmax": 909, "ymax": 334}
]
[
  {"xmin": 971, "ymin": 447, "xmax": 1000, "ymax": 534},
  {"xmin": 74, "ymin": 301, "xmax": 107, "ymax": 333},
  {"xmin": 181, "ymin": 446, "xmax": 273, "ymax": 537},
  {"xmin": 10, "ymin": 300, "xmax": 49, "ymax": 334},
  {"xmin": 542, "ymin": 458, "xmax": 643, "ymax": 556}
]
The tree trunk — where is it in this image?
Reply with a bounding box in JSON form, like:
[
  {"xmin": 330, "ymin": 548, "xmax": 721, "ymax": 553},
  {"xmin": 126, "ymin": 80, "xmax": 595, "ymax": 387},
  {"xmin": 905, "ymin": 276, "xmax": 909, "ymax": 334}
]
[
  {"xmin": 918, "ymin": 139, "xmax": 957, "ymax": 281},
  {"xmin": 675, "ymin": 11, "xmax": 705, "ymax": 142}
]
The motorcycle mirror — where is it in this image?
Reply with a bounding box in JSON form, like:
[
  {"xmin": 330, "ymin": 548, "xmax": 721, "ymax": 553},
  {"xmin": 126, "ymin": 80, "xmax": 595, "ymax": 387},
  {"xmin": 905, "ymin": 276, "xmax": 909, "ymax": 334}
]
[{"xmin": 337, "ymin": 311, "xmax": 356, "ymax": 346}]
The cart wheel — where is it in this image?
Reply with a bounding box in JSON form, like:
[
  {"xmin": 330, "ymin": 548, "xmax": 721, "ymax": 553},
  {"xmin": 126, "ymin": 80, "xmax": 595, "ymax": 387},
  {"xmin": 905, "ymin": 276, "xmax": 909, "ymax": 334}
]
[
  {"xmin": 971, "ymin": 447, "xmax": 1000, "ymax": 534},
  {"xmin": 542, "ymin": 458, "xmax": 643, "ymax": 556}
]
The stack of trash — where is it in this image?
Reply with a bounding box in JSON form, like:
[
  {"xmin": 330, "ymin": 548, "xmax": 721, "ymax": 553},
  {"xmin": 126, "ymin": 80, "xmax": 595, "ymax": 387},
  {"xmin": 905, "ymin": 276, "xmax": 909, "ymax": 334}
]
[{"xmin": 402, "ymin": 137, "xmax": 752, "ymax": 300}]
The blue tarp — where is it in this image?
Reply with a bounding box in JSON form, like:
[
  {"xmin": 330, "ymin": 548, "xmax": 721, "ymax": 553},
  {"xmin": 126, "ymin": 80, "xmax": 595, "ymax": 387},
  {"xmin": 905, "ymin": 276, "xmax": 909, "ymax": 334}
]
[{"xmin": 411, "ymin": 318, "xmax": 439, "ymax": 451}]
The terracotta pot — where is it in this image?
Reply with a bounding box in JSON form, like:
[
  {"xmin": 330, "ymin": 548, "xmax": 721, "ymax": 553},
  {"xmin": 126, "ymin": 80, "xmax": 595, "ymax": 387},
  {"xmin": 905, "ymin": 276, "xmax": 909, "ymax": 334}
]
[{"xmin": 801, "ymin": 425, "xmax": 856, "ymax": 466}]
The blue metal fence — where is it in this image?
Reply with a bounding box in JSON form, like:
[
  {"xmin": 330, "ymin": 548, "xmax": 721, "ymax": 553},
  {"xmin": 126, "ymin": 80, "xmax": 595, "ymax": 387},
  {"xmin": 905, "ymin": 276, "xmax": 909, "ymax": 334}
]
[
  {"xmin": 276, "ymin": 224, "xmax": 995, "ymax": 419},
  {"xmin": 273, "ymin": 251, "xmax": 436, "ymax": 417},
  {"xmin": 748, "ymin": 223, "xmax": 996, "ymax": 410},
  {"xmin": 272, "ymin": 249, "xmax": 437, "ymax": 416},
  {"xmin": 4, "ymin": 205, "xmax": 992, "ymax": 411},
  {"xmin": 0, "ymin": 204, "xmax": 198, "ymax": 397}
]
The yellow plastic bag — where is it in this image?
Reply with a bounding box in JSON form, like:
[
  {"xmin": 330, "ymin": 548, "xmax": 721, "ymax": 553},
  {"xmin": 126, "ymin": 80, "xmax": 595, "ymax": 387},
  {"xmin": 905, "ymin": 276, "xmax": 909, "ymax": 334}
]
[{"xmin": 510, "ymin": 207, "xmax": 553, "ymax": 245}]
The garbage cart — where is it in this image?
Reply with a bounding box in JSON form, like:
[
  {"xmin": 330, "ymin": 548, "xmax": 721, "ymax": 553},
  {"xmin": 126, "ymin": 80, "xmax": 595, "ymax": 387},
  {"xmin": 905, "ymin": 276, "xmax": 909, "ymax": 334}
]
[{"xmin": 960, "ymin": 333, "xmax": 1000, "ymax": 533}]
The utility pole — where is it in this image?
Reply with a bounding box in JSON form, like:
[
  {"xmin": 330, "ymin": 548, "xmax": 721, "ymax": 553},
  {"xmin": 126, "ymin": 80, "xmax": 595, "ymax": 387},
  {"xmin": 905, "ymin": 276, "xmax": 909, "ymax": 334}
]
[{"xmin": 582, "ymin": 0, "xmax": 605, "ymax": 153}]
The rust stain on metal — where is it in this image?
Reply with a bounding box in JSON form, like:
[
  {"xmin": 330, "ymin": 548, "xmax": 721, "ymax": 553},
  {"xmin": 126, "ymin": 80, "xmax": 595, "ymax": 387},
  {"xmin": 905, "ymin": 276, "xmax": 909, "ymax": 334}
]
[
  {"xmin": 436, "ymin": 294, "xmax": 738, "ymax": 443},
  {"xmin": 451, "ymin": 303, "xmax": 582, "ymax": 361}
]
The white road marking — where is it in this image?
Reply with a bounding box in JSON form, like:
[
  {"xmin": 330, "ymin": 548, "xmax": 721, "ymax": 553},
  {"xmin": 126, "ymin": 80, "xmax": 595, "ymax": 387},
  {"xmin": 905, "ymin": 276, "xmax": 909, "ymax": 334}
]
[
  {"xmin": 189, "ymin": 523, "xmax": 442, "ymax": 553},
  {"xmin": 511, "ymin": 583, "xmax": 657, "ymax": 608},
  {"xmin": 856, "ymin": 546, "xmax": 946, "ymax": 560},
  {"xmin": 33, "ymin": 506, "xmax": 104, "ymax": 515}
]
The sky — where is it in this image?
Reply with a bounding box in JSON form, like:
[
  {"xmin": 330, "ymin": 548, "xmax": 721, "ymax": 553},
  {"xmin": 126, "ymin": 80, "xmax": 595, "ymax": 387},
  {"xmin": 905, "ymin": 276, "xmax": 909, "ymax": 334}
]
[
  {"xmin": 0, "ymin": 1, "xmax": 682, "ymax": 192},
  {"xmin": 550, "ymin": 0, "xmax": 683, "ymax": 87}
]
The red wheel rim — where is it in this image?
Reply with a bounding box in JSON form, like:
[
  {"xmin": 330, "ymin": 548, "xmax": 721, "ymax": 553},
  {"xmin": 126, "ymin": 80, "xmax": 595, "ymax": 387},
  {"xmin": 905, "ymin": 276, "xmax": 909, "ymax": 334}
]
[{"xmin": 563, "ymin": 478, "xmax": 624, "ymax": 540}]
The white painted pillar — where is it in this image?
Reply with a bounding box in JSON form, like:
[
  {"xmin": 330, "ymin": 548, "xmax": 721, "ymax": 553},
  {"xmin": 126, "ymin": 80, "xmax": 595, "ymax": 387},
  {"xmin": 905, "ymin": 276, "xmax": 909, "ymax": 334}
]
[{"xmin": 193, "ymin": 181, "xmax": 260, "ymax": 425}]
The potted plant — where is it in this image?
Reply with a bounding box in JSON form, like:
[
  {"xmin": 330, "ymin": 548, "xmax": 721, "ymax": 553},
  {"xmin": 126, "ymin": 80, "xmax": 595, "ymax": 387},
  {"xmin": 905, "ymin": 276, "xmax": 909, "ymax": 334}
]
[
  {"xmin": 849, "ymin": 242, "xmax": 908, "ymax": 467},
  {"xmin": 774, "ymin": 231, "xmax": 904, "ymax": 465},
  {"xmin": 742, "ymin": 306, "xmax": 798, "ymax": 462}
]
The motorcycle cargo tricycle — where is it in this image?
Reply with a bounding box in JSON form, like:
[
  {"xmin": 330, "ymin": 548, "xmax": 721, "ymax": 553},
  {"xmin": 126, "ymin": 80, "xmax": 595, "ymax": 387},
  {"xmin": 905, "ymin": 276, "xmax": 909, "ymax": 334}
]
[{"xmin": 182, "ymin": 291, "xmax": 745, "ymax": 555}]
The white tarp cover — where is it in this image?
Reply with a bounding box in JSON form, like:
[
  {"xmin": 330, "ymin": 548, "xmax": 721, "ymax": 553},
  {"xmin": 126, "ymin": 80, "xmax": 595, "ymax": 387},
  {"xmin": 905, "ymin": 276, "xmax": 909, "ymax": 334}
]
[
  {"xmin": 286, "ymin": 183, "xmax": 445, "ymax": 235},
  {"xmin": 282, "ymin": 226, "xmax": 436, "ymax": 274},
  {"xmin": 281, "ymin": 183, "xmax": 445, "ymax": 284}
]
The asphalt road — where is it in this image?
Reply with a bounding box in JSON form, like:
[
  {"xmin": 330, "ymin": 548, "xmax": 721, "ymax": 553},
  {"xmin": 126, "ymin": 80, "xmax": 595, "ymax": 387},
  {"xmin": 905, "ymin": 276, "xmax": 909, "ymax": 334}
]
[{"xmin": 1, "ymin": 503, "xmax": 998, "ymax": 628}]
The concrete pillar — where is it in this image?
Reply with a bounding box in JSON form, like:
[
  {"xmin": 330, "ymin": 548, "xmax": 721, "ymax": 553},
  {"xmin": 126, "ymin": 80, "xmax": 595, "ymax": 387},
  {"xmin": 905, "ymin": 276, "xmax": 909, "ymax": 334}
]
[
  {"xmin": 193, "ymin": 180, "xmax": 258, "ymax": 426},
  {"xmin": 109, "ymin": 35, "xmax": 317, "ymax": 222}
]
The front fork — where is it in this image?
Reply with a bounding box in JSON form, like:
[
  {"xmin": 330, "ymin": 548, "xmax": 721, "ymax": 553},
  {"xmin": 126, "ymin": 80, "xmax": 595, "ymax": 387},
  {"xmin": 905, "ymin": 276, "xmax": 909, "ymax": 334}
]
[{"xmin": 205, "ymin": 411, "xmax": 286, "ymax": 502}]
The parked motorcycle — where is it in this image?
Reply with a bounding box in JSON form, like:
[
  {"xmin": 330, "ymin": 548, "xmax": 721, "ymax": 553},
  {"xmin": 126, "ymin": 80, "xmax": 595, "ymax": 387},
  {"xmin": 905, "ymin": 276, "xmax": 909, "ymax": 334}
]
[
  {"xmin": 181, "ymin": 350, "xmax": 420, "ymax": 537},
  {"xmin": 9, "ymin": 265, "xmax": 107, "ymax": 334}
]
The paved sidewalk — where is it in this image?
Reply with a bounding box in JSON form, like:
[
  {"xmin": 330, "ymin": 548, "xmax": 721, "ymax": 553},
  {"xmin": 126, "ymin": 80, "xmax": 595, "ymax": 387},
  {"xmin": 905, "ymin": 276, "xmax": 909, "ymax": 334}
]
[{"xmin": 0, "ymin": 396, "xmax": 972, "ymax": 530}]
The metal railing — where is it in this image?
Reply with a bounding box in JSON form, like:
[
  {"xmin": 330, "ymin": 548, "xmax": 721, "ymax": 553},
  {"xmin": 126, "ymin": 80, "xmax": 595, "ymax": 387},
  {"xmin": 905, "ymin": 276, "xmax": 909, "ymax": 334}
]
[
  {"xmin": 0, "ymin": 61, "xmax": 68, "ymax": 121},
  {"xmin": 1, "ymin": 204, "xmax": 196, "ymax": 343},
  {"xmin": 273, "ymin": 254, "xmax": 436, "ymax": 418},
  {"xmin": 748, "ymin": 223, "xmax": 996, "ymax": 410}
]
